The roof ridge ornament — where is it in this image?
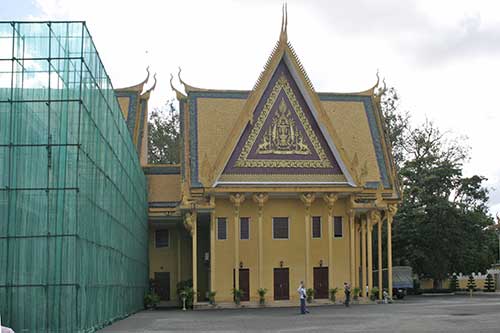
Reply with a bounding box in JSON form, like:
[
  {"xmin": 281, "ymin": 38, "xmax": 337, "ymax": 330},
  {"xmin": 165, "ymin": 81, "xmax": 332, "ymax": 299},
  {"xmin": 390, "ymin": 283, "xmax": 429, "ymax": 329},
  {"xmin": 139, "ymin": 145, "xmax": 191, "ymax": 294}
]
[
  {"xmin": 115, "ymin": 66, "xmax": 150, "ymax": 92},
  {"xmin": 178, "ymin": 66, "xmax": 206, "ymax": 92},
  {"xmin": 170, "ymin": 72, "xmax": 187, "ymax": 100},
  {"xmin": 280, "ymin": 2, "xmax": 288, "ymax": 43}
]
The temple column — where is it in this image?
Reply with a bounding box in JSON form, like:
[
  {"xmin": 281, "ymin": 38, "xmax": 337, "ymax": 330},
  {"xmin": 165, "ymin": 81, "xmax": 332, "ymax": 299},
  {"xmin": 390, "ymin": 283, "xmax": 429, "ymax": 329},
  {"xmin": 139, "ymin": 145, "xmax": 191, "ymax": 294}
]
[
  {"xmin": 367, "ymin": 212, "xmax": 374, "ymax": 296},
  {"xmin": 253, "ymin": 193, "xmax": 268, "ymax": 290},
  {"xmin": 361, "ymin": 216, "xmax": 367, "ymax": 297},
  {"xmin": 210, "ymin": 197, "xmax": 216, "ymax": 293},
  {"xmin": 300, "ymin": 193, "xmax": 315, "ymax": 288},
  {"xmin": 387, "ymin": 204, "xmax": 398, "ymax": 298},
  {"xmin": 348, "ymin": 209, "xmax": 356, "ymax": 288},
  {"xmin": 187, "ymin": 212, "xmax": 198, "ymax": 304},
  {"xmin": 323, "ymin": 194, "xmax": 338, "ymax": 291},
  {"xmin": 355, "ymin": 222, "xmax": 361, "ymax": 289},
  {"xmin": 377, "ymin": 213, "xmax": 383, "ymax": 300},
  {"xmin": 177, "ymin": 228, "xmax": 182, "ymax": 287},
  {"xmin": 230, "ymin": 193, "xmax": 245, "ymax": 291}
]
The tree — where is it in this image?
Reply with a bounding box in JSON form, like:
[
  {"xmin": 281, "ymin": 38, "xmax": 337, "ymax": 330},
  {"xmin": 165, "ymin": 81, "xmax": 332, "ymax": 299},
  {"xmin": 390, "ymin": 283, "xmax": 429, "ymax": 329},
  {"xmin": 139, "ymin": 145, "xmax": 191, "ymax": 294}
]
[
  {"xmin": 380, "ymin": 87, "xmax": 410, "ymax": 168},
  {"xmin": 449, "ymin": 274, "xmax": 458, "ymax": 291},
  {"xmin": 466, "ymin": 275, "xmax": 476, "ymax": 291},
  {"xmin": 381, "ymin": 85, "xmax": 498, "ymax": 286},
  {"xmin": 484, "ymin": 273, "xmax": 495, "ymax": 292},
  {"xmin": 148, "ymin": 100, "xmax": 180, "ymax": 164}
]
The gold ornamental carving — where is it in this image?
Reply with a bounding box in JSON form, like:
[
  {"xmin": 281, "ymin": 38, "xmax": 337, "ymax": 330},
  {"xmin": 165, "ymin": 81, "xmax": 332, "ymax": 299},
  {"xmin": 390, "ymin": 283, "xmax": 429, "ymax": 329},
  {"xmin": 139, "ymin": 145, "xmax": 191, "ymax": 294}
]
[
  {"xmin": 235, "ymin": 74, "xmax": 333, "ymax": 169},
  {"xmin": 257, "ymin": 98, "xmax": 310, "ymax": 155}
]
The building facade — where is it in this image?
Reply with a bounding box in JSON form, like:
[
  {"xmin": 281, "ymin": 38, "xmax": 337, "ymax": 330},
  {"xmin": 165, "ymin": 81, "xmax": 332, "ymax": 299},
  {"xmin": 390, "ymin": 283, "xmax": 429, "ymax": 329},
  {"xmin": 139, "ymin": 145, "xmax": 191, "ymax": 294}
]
[{"xmin": 145, "ymin": 14, "xmax": 401, "ymax": 306}]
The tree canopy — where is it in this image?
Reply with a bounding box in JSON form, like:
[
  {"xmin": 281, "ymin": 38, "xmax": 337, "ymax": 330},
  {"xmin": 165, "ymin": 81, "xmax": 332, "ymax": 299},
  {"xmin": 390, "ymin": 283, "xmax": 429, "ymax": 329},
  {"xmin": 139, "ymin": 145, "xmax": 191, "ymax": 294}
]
[
  {"xmin": 148, "ymin": 100, "xmax": 180, "ymax": 164},
  {"xmin": 381, "ymin": 86, "xmax": 498, "ymax": 283}
]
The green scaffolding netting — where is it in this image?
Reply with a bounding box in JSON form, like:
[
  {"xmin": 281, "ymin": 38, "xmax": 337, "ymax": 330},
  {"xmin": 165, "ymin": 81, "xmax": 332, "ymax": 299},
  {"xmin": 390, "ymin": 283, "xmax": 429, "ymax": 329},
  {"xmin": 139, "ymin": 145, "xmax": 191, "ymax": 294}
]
[{"xmin": 0, "ymin": 22, "xmax": 149, "ymax": 332}]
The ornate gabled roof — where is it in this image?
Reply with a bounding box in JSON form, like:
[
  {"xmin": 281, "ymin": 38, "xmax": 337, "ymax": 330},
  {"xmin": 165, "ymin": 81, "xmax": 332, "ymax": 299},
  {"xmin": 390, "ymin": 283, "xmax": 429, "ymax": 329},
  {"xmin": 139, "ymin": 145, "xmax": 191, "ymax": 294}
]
[{"xmin": 210, "ymin": 5, "xmax": 357, "ymax": 186}]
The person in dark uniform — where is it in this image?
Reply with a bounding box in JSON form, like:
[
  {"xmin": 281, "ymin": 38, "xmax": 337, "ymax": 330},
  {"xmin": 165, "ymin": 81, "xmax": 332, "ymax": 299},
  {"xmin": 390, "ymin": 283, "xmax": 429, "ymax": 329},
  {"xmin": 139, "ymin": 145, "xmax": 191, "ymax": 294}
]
[{"xmin": 344, "ymin": 282, "xmax": 351, "ymax": 307}]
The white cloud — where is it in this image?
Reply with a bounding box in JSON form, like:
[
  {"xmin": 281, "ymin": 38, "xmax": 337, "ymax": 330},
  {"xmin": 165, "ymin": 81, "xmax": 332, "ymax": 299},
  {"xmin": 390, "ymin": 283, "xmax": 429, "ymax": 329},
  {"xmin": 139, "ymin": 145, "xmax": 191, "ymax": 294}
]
[{"xmin": 27, "ymin": 0, "xmax": 500, "ymax": 216}]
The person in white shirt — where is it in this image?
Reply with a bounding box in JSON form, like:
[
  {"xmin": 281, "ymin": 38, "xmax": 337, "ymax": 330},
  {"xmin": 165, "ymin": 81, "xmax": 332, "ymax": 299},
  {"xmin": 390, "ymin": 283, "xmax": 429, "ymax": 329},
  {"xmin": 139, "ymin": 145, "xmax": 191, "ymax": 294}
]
[{"xmin": 297, "ymin": 281, "xmax": 309, "ymax": 314}]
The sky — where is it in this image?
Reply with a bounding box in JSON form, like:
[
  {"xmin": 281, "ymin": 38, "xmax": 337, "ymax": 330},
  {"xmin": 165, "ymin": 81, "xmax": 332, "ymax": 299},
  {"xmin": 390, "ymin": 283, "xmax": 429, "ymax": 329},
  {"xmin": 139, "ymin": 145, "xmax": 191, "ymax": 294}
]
[{"xmin": 1, "ymin": 0, "xmax": 499, "ymax": 218}]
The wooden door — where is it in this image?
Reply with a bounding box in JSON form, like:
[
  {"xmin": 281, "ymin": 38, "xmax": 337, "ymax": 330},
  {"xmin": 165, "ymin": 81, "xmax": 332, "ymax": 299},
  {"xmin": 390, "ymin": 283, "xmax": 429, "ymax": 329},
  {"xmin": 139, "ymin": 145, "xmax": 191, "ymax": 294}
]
[
  {"xmin": 154, "ymin": 272, "xmax": 170, "ymax": 301},
  {"xmin": 273, "ymin": 268, "xmax": 289, "ymax": 300},
  {"xmin": 313, "ymin": 267, "xmax": 329, "ymax": 299},
  {"xmin": 239, "ymin": 268, "xmax": 250, "ymax": 301}
]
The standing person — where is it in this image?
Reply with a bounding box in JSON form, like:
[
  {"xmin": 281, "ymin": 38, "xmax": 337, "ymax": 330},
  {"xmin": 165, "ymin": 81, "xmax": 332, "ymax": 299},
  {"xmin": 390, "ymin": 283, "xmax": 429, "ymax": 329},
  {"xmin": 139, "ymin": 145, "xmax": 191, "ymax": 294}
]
[
  {"xmin": 297, "ymin": 281, "xmax": 309, "ymax": 314},
  {"xmin": 344, "ymin": 282, "xmax": 351, "ymax": 307}
]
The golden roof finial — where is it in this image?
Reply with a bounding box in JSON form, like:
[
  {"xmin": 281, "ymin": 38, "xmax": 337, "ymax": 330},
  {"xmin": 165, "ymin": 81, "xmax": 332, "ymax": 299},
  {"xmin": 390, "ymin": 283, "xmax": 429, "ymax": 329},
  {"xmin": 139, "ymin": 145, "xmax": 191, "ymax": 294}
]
[
  {"xmin": 279, "ymin": 2, "xmax": 288, "ymax": 43},
  {"xmin": 170, "ymin": 72, "xmax": 186, "ymax": 100}
]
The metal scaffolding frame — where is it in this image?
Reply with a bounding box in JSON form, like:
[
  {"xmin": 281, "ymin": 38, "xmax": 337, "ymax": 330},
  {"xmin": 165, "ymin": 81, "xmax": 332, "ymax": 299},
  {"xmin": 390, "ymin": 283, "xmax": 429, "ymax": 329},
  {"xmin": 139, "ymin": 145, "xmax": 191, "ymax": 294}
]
[{"xmin": 0, "ymin": 21, "xmax": 148, "ymax": 332}]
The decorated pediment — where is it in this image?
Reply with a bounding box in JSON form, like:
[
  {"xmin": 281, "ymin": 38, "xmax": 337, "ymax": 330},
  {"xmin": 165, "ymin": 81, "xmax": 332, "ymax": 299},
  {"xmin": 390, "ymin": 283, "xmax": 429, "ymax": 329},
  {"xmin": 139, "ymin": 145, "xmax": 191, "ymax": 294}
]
[{"xmin": 219, "ymin": 61, "xmax": 345, "ymax": 183}]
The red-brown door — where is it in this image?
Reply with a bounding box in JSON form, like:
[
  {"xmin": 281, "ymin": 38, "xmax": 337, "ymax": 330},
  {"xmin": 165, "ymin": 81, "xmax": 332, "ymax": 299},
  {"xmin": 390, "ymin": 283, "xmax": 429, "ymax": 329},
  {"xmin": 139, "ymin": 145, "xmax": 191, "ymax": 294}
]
[
  {"xmin": 273, "ymin": 268, "xmax": 289, "ymax": 300},
  {"xmin": 239, "ymin": 268, "xmax": 250, "ymax": 301},
  {"xmin": 313, "ymin": 267, "xmax": 329, "ymax": 299}
]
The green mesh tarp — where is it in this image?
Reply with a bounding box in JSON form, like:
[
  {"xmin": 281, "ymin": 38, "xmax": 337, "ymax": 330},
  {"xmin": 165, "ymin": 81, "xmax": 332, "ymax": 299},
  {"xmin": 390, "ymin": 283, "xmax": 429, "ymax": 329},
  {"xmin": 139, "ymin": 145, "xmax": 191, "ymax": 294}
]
[{"xmin": 0, "ymin": 22, "xmax": 149, "ymax": 332}]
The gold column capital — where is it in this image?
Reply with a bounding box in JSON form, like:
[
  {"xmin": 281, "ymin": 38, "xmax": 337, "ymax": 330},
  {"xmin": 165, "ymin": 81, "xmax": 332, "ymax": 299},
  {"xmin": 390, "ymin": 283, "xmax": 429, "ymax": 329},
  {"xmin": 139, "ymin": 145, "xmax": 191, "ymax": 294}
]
[
  {"xmin": 230, "ymin": 193, "xmax": 245, "ymax": 210},
  {"xmin": 347, "ymin": 209, "xmax": 356, "ymax": 220},
  {"xmin": 300, "ymin": 192, "xmax": 316, "ymax": 208},
  {"xmin": 369, "ymin": 210, "xmax": 382, "ymax": 224},
  {"xmin": 252, "ymin": 193, "xmax": 269, "ymax": 209},
  {"xmin": 386, "ymin": 204, "xmax": 398, "ymax": 221},
  {"xmin": 323, "ymin": 193, "xmax": 338, "ymax": 213},
  {"xmin": 184, "ymin": 212, "xmax": 194, "ymax": 236}
]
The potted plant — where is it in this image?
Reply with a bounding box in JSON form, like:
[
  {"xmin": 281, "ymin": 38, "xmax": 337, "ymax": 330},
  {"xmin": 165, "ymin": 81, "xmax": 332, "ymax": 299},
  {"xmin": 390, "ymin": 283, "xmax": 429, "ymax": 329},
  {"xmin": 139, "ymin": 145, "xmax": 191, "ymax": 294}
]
[
  {"xmin": 329, "ymin": 287, "xmax": 339, "ymax": 303},
  {"xmin": 208, "ymin": 291, "xmax": 216, "ymax": 305},
  {"xmin": 353, "ymin": 287, "xmax": 360, "ymax": 300},
  {"xmin": 257, "ymin": 288, "xmax": 267, "ymax": 305},
  {"xmin": 370, "ymin": 287, "xmax": 379, "ymax": 301},
  {"xmin": 176, "ymin": 279, "xmax": 194, "ymax": 309},
  {"xmin": 144, "ymin": 292, "xmax": 160, "ymax": 309},
  {"xmin": 306, "ymin": 288, "xmax": 315, "ymax": 303},
  {"xmin": 232, "ymin": 288, "xmax": 244, "ymax": 305}
]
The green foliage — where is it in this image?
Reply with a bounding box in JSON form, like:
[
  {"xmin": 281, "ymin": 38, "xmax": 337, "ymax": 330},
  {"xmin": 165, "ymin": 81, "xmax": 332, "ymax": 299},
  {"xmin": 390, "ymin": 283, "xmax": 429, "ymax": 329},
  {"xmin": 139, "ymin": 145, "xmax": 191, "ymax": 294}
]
[
  {"xmin": 306, "ymin": 288, "xmax": 315, "ymax": 303},
  {"xmin": 381, "ymin": 86, "xmax": 498, "ymax": 283},
  {"xmin": 177, "ymin": 279, "xmax": 193, "ymax": 309},
  {"xmin": 257, "ymin": 288, "xmax": 267, "ymax": 305},
  {"xmin": 329, "ymin": 288, "xmax": 339, "ymax": 302},
  {"xmin": 144, "ymin": 292, "xmax": 160, "ymax": 309},
  {"xmin": 208, "ymin": 291, "xmax": 216, "ymax": 304},
  {"xmin": 370, "ymin": 287, "xmax": 379, "ymax": 301},
  {"xmin": 467, "ymin": 275, "xmax": 476, "ymax": 291},
  {"xmin": 484, "ymin": 274, "xmax": 495, "ymax": 292},
  {"xmin": 148, "ymin": 100, "xmax": 180, "ymax": 164},
  {"xmin": 449, "ymin": 274, "xmax": 459, "ymax": 291},
  {"xmin": 353, "ymin": 287, "xmax": 360, "ymax": 300},
  {"xmin": 232, "ymin": 288, "xmax": 244, "ymax": 305}
]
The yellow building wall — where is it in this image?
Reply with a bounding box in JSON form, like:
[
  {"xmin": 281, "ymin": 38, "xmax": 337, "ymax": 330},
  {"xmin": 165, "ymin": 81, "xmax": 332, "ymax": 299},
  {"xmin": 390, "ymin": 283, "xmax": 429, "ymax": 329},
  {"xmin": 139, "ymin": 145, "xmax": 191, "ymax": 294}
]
[
  {"xmin": 420, "ymin": 277, "xmax": 486, "ymax": 290},
  {"xmin": 147, "ymin": 174, "xmax": 181, "ymax": 202},
  {"xmin": 149, "ymin": 225, "xmax": 192, "ymax": 301},
  {"xmin": 212, "ymin": 197, "xmax": 352, "ymax": 303}
]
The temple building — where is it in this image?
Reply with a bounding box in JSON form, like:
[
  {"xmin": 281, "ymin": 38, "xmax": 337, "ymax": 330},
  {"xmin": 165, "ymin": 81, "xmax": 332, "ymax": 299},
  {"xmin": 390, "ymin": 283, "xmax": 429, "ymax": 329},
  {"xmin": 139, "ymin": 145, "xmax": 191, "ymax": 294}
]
[{"xmin": 140, "ymin": 10, "xmax": 401, "ymax": 306}]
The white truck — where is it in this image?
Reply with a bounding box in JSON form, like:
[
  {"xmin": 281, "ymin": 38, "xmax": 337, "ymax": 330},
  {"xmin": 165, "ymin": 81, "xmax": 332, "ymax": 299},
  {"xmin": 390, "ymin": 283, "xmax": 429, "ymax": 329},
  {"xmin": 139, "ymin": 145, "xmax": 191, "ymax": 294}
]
[{"xmin": 373, "ymin": 266, "xmax": 413, "ymax": 299}]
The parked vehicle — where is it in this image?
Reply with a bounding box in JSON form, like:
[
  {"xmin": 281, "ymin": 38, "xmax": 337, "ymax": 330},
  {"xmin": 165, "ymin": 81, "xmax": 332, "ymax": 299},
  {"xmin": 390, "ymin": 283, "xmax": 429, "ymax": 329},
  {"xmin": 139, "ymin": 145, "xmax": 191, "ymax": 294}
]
[{"xmin": 372, "ymin": 266, "xmax": 413, "ymax": 299}]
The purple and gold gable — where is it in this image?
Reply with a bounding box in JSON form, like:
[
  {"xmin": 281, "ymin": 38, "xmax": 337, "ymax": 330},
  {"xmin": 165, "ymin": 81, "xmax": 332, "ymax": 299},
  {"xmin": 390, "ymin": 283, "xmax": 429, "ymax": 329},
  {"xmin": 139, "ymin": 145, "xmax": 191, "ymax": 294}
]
[
  {"xmin": 221, "ymin": 61, "xmax": 344, "ymax": 183},
  {"xmin": 170, "ymin": 11, "xmax": 400, "ymax": 201}
]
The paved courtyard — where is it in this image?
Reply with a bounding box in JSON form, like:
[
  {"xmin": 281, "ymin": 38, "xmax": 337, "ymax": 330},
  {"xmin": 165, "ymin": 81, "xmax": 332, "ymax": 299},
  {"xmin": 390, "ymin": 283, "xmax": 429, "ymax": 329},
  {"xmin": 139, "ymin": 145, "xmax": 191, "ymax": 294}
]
[{"xmin": 100, "ymin": 294, "xmax": 500, "ymax": 332}]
